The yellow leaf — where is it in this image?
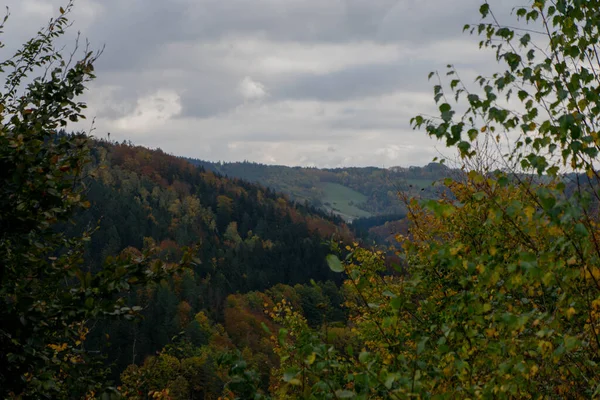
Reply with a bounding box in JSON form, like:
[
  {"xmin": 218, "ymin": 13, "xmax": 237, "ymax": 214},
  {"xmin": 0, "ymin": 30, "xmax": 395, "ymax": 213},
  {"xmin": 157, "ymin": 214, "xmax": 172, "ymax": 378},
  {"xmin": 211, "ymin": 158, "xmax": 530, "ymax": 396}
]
[
  {"xmin": 530, "ymin": 365, "xmax": 539, "ymax": 376},
  {"xmin": 524, "ymin": 206, "xmax": 535, "ymax": 220},
  {"xmin": 485, "ymin": 328, "xmax": 496, "ymax": 338},
  {"xmin": 443, "ymin": 365, "xmax": 453, "ymax": 376},
  {"xmin": 586, "ymin": 168, "xmax": 594, "ymax": 179},
  {"xmin": 450, "ymin": 244, "xmax": 463, "ymax": 256},
  {"xmin": 538, "ymin": 340, "xmax": 553, "ymax": 355},
  {"xmin": 542, "ymin": 272, "xmax": 553, "ymax": 286}
]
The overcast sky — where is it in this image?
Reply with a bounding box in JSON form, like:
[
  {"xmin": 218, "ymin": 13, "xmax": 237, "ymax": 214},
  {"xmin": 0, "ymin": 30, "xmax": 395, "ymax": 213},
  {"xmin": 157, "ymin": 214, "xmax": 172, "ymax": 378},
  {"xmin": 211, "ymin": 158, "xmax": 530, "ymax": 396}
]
[{"xmin": 4, "ymin": 0, "xmax": 521, "ymax": 167}]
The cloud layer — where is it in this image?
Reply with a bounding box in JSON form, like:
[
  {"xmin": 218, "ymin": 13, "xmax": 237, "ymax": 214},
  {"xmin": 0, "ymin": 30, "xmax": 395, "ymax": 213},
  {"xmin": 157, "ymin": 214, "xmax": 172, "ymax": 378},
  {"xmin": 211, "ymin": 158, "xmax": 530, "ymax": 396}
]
[{"xmin": 2, "ymin": 0, "xmax": 522, "ymax": 167}]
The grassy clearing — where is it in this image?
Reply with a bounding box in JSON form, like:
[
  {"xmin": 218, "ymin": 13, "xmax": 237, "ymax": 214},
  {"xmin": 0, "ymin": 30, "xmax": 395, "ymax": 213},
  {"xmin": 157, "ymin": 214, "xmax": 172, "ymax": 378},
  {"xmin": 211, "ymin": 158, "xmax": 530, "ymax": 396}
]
[{"xmin": 319, "ymin": 182, "xmax": 372, "ymax": 220}]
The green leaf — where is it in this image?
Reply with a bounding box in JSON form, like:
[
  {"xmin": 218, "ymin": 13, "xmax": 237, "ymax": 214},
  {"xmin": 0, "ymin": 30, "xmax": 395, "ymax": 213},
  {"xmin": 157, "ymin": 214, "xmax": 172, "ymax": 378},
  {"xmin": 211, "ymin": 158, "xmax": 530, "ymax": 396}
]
[
  {"xmin": 391, "ymin": 297, "xmax": 402, "ymax": 310},
  {"xmin": 519, "ymin": 33, "xmax": 531, "ymax": 46},
  {"xmin": 574, "ymin": 223, "xmax": 588, "ymax": 237},
  {"xmin": 417, "ymin": 337, "xmax": 429, "ymax": 354},
  {"xmin": 439, "ymin": 103, "xmax": 451, "ymax": 113},
  {"xmin": 518, "ymin": 90, "xmax": 528, "ymax": 101},
  {"xmin": 358, "ymin": 351, "xmax": 370, "ymax": 363},
  {"xmin": 473, "ymin": 191, "xmax": 486, "ymax": 201},
  {"xmin": 480, "ymin": 3, "xmax": 490, "ymax": 18},
  {"xmin": 468, "ymin": 129, "xmax": 478, "ymax": 141},
  {"xmin": 326, "ymin": 254, "xmax": 344, "ymax": 273},
  {"xmin": 564, "ymin": 335, "xmax": 579, "ymax": 351},
  {"xmin": 384, "ymin": 373, "xmax": 398, "ymax": 389},
  {"xmin": 457, "ymin": 141, "xmax": 471, "ymax": 155},
  {"xmin": 283, "ymin": 367, "xmax": 300, "ymax": 383},
  {"xmin": 260, "ymin": 322, "xmax": 271, "ymax": 334}
]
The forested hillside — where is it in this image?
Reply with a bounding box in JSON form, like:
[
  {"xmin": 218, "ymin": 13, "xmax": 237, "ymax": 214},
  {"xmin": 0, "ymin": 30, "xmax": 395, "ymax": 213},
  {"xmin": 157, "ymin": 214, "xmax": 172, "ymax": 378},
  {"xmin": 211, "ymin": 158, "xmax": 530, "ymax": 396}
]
[
  {"xmin": 188, "ymin": 159, "xmax": 454, "ymax": 219},
  {"xmin": 74, "ymin": 140, "xmax": 350, "ymax": 284},
  {"xmin": 64, "ymin": 139, "xmax": 354, "ymax": 378}
]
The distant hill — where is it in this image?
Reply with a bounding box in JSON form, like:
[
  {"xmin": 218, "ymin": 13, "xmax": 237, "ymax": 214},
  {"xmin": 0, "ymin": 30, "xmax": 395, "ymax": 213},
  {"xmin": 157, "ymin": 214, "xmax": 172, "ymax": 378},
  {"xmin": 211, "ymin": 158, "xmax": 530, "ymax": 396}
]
[{"xmin": 186, "ymin": 159, "xmax": 456, "ymax": 221}]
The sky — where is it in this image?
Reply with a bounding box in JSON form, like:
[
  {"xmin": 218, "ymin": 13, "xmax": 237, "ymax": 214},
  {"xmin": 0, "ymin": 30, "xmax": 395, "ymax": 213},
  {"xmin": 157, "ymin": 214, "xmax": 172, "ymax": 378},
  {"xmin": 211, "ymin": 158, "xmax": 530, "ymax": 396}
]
[{"xmin": 3, "ymin": 0, "xmax": 522, "ymax": 167}]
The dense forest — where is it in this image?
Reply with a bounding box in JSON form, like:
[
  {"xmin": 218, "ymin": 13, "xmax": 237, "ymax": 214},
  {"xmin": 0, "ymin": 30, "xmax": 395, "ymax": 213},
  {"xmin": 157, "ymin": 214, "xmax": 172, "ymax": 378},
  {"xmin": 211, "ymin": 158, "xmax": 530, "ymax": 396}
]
[
  {"xmin": 74, "ymin": 140, "xmax": 350, "ymax": 284},
  {"xmin": 3, "ymin": 0, "xmax": 600, "ymax": 399}
]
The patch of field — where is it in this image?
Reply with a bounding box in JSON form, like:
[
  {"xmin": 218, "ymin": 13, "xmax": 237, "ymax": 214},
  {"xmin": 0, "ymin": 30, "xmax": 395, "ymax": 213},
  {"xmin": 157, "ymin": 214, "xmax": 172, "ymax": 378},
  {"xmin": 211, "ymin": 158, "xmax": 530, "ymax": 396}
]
[{"xmin": 319, "ymin": 182, "xmax": 372, "ymax": 220}]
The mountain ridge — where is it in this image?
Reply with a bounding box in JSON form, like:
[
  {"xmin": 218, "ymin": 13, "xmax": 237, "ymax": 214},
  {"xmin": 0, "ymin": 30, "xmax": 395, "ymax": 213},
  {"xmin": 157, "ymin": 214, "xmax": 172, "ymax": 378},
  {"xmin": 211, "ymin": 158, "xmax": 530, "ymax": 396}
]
[{"xmin": 185, "ymin": 157, "xmax": 454, "ymax": 220}]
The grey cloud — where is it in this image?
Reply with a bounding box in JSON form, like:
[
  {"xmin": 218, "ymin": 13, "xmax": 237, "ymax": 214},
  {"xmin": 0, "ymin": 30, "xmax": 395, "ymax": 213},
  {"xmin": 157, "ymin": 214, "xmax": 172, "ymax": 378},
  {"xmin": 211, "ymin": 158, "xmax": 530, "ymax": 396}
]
[
  {"xmin": 91, "ymin": 2, "xmax": 193, "ymax": 71},
  {"xmin": 178, "ymin": 92, "xmax": 242, "ymax": 119},
  {"xmin": 89, "ymin": 0, "xmax": 498, "ymax": 74},
  {"xmin": 182, "ymin": 0, "xmax": 399, "ymax": 43},
  {"xmin": 84, "ymin": 0, "xmax": 514, "ymax": 118},
  {"xmin": 176, "ymin": 78, "xmax": 245, "ymax": 118},
  {"xmin": 273, "ymin": 61, "xmax": 430, "ymax": 102},
  {"xmin": 132, "ymin": 0, "xmax": 489, "ymax": 45},
  {"xmin": 329, "ymin": 117, "xmax": 408, "ymax": 132},
  {"xmin": 224, "ymin": 129, "xmax": 359, "ymax": 144}
]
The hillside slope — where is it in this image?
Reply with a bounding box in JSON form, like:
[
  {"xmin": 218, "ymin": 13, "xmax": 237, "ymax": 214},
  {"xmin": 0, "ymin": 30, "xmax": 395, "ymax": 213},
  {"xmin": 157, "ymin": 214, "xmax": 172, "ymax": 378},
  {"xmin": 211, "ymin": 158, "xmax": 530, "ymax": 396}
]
[
  {"xmin": 65, "ymin": 140, "xmax": 353, "ymax": 373},
  {"xmin": 188, "ymin": 159, "xmax": 454, "ymax": 219}
]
